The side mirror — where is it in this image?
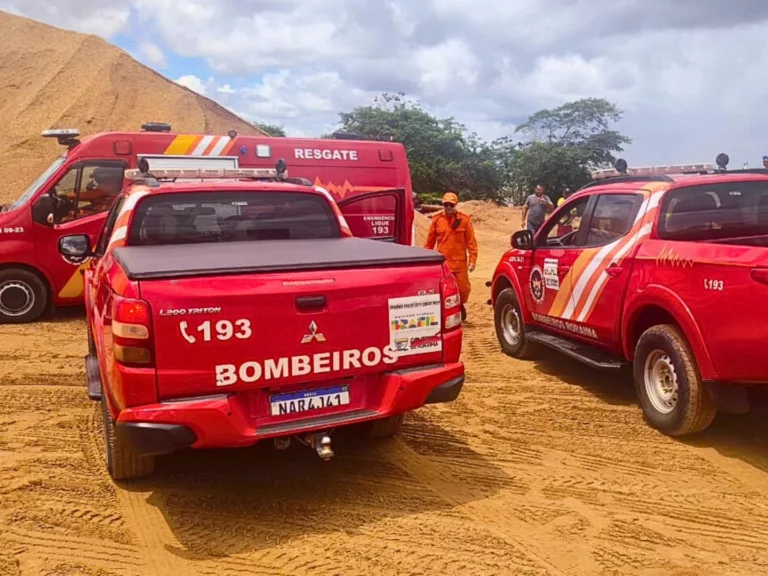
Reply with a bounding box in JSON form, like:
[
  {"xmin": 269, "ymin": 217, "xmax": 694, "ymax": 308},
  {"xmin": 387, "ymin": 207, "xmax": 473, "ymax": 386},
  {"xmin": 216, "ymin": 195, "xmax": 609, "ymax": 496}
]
[
  {"xmin": 511, "ymin": 230, "xmax": 534, "ymax": 250},
  {"xmin": 32, "ymin": 193, "xmax": 55, "ymax": 226},
  {"xmin": 58, "ymin": 234, "xmax": 93, "ymax": 263}
]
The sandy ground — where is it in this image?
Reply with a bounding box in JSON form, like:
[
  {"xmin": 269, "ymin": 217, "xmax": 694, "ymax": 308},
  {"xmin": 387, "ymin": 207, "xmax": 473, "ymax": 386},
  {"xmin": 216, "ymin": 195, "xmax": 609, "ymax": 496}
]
[{"xmin": 1, "ymin": 202, "xmax": 767, "ymax": 576}]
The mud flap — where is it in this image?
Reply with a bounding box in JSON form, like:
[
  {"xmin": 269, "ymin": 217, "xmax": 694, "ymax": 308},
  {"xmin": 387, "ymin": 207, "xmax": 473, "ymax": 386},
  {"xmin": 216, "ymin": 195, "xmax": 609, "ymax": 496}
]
[{"xmin": 85, "ymin": 354, "xmax": 102, "ymax": 401}]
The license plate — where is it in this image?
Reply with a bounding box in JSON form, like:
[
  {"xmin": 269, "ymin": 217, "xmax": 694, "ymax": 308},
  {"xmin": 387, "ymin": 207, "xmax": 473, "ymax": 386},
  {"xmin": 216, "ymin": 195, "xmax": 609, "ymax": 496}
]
[{"xmin": 269, "ymin": 385, "xmax": 350, "ymax": 416}]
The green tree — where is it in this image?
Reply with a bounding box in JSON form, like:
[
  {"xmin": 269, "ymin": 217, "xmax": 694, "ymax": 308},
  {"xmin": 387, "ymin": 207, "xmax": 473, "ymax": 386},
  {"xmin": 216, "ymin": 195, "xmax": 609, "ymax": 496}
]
[
  {"xmin": 499, "ymin": 98, "xmax": 632, "ymax": 204},
  {"xmin": 253, "ymin": 122, "xmax": 286, "ymax": 137},
  {"xmin": 331, "ymin": 92, "xmax": 504, "ymax": 201}
]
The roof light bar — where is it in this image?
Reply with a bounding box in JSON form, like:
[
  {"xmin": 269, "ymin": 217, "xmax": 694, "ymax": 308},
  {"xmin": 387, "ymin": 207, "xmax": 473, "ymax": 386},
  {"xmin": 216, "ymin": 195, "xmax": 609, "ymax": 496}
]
[
  {"xmin": 41, "ymin": 129, "xmax": 81, "ymax": 138},
  {"xmin": 125, "ymin": 167, "xmax": 278, "ymax": 180},
  {"xmin": 591, "ymin": 163, "xmax": 716, "ymax": 179}
]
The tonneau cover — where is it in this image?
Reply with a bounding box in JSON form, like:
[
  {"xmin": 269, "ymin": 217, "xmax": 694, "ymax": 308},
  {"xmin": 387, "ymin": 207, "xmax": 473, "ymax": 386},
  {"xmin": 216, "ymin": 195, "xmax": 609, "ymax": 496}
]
[{"xmin": 112, "ymin": 237, "xmax": 445, "ymax": 280}]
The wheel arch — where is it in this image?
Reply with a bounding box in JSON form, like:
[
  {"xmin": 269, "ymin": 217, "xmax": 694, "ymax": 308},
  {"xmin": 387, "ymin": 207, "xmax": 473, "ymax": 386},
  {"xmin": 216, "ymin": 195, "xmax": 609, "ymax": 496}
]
[
  {"xmin": 491, "ymin": 271, "xmax": 532, "ymax": 323},
  {"xmin": 622, "ymin": 287, "xmax": 715, "ymax": 380}
]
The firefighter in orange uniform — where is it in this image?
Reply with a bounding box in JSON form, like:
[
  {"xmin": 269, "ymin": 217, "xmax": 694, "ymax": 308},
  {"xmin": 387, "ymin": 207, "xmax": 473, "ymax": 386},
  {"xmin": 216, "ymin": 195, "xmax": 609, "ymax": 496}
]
[{"xmin": 425, "ymin": 192, "xmax": 478, "ymax": 320}]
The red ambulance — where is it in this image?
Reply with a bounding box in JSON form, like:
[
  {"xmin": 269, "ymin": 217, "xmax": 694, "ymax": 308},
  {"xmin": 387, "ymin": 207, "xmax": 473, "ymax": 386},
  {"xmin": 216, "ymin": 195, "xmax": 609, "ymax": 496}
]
[{"xmin": 0, "ymin": 123, "xmax": 416, "ymax": 323}]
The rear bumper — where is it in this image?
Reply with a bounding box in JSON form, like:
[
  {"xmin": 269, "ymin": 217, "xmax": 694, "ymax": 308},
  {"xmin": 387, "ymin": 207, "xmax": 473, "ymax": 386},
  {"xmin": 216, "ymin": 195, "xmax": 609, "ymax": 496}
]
[{"xmin": 116, "ymin": 362, "xmax": 464, "ymax": 455}]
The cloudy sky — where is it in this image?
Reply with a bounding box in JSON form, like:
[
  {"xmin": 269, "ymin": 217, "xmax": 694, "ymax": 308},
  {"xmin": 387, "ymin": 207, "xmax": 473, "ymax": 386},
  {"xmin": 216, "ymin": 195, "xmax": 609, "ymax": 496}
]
[{"xmin": 3, "ymin": 0, "xmax": 768, "ymax": 166}]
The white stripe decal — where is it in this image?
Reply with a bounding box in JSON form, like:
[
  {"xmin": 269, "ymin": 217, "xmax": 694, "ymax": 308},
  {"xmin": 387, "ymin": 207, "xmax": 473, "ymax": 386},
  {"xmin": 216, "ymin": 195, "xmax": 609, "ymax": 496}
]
[
  {"xmin": 108, "ymin": 227, "xmax": 127, "ymax": 247},
  {"xmin": 192, "ymin": 135, "xmax": 215, "ymax": 156},
  {"xmin": 563, "ymin": 192, "xmax": 653, "ymax": 320},
  {"xmin": 562, "ymin": 238, "xmax": 620, "ymax": 319},
  {"xmin": 575, "ymin": 222, "xmax": 653, "ymax": 322},
  {"xmin": 209, "ymin": 136, "xmax": 231, "ymax": 156}
]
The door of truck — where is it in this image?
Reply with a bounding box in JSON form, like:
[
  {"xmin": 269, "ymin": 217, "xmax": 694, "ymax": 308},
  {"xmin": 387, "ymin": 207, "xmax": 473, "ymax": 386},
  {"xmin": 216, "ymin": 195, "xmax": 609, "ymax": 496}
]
[
  {"xmin": 524, "ymin": 193, "xmax": 593, "ymax": 332},
  {"xmin": 337, "ymin": 188, "xmax": 407, "ymax": 244},
  {"xmin": 30, "ymin": 159, "xmax": 128, "ymax": 303},
  {"xmin": 570, "ymin": 192, "xmax": 645, "ymax": 346}
]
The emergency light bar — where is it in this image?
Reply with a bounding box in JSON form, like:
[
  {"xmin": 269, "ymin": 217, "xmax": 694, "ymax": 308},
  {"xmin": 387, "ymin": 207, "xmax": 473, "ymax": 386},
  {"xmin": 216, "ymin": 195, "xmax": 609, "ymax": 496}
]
[
  {"xmin": 591, "ymin": 163, "xmax": 716, "ymax": 180},
  {"xmin": 41, "ymin": 128, "xmax": 82, "ymax": 149},
  {"xmin": 41, "ymin": 129, "xmax": 80, "ymax": 138},
  {"xmin": 125, "ymin": 167, "xmax": 279, "ymax": 180}
]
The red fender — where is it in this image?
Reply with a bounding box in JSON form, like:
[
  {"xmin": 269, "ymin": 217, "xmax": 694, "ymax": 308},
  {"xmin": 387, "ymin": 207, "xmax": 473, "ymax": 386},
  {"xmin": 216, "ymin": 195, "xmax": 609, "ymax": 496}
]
[
  {"xmin": 490, "ymin": 257, "xmax": 533, "ymax": 324},
  {"xmin": 622, "ymin": 284, "xmax": 715, "ymax": 381}
]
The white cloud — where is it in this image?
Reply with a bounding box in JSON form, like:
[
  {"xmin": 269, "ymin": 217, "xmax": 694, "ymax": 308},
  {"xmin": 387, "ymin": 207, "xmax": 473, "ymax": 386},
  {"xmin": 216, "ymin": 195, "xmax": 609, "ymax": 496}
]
[
  {"xmin": 6, "ymin": 1, "xmax": 768, "ymax": 165},
  {"xmin": 176, "ymin": 75, "xmax": 208, "ymax": 96},
  {"xmin": 137, "ymin": 42, "xmax": 167, "ymax": 68},
  {"xmin": 1, "ymin": 1, "xmax": 130, "ymax": 37}
]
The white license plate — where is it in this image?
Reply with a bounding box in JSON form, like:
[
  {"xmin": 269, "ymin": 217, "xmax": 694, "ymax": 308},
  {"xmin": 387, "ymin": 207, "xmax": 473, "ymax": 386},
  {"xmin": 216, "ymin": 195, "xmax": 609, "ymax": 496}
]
[{"xmin": 269, "ymin": 385, "xmax": 350, "ymax": 416}]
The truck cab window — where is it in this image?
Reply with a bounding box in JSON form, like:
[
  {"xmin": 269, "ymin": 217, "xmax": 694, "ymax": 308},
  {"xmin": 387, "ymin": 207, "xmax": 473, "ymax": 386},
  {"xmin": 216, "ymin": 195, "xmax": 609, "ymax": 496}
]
[
  {"xmin": 538, "ymin": 196, "xmax": 590, "ymax": 248},
  {"xmin": 51, "ymin": 164, "xmax": 124, "ymax": 224},
  {"xmin": 129, "ymin": 191, "xmax": 342, "ymax": 246},
  {"xmin": 584, "ymin": 194, "xmax": 643, "ymax": 247}
]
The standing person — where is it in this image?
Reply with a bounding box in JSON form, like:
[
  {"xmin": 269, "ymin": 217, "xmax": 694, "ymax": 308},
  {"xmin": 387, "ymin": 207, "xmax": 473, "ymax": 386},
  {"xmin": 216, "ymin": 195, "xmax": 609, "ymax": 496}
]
[
  {"xmin": 521, "ymin": 184, "xmax": 553, "ymax": 235},
  {"xmin": 425, "ymin": 192, "xmax": 478, "ymax": 321},
  {"xmin": 557, "ymin": 186, "xmax": 572, "ymax": 207}
]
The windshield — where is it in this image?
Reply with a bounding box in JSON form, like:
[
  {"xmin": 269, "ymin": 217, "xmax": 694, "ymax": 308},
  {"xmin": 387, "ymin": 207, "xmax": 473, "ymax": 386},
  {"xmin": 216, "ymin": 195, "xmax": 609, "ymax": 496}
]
[
  {"xmin": 658, "ymin": 181, "xmax": 768, "ymax": 242},
  {"xmin": 127, "ymin": 191, "xmax": 341, "ymax": 246},
  {"xmin": 7, "ymin": 157, "xmax": 67, "ymax": 210}
]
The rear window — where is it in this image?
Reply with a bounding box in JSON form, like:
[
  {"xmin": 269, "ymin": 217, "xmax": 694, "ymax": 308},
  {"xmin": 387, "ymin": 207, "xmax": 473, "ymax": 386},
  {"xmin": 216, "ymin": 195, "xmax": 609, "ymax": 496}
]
[
  {"xmin": 128, "ymin": 191, "xmax": 341, "ymax": 246},
  {"xmin": 659, "ymin": 181, "xmax": 768, "ymax": 242}
]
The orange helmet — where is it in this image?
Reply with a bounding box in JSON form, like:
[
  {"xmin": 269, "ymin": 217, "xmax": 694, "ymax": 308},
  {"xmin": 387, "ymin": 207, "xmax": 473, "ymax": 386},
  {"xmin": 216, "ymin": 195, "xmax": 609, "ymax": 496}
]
[{"xmin": 442, "ymin": 192, "xmax": 459, "ymax": 205}]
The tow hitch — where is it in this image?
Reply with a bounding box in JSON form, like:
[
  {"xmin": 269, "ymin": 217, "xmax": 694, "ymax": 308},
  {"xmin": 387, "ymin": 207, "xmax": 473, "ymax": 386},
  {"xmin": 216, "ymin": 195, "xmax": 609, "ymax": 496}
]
[{"xmin": 307, "ymin": 432, "xmax": 334, "ymax": 461}]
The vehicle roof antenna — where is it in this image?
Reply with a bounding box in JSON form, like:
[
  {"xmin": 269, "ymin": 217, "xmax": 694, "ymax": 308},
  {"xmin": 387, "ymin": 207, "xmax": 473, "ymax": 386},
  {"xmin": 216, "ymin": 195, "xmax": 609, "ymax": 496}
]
[{"xmin": 715, "ymin": 153, "xmax": 729, "ymax": 172}]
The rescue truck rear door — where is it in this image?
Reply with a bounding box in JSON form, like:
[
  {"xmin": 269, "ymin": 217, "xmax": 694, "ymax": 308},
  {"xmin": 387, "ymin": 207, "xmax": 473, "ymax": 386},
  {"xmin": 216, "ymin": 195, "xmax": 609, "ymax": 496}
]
[{"xmin": 337, "ymin": 188, "xmax": 407, "ymax": 244}]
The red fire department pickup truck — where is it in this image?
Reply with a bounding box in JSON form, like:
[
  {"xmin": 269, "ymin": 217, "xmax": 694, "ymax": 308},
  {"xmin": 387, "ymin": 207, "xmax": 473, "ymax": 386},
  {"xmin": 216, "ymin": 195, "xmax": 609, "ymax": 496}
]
[
  {"xmin": 0, "ymin": 123, "xmax": 417, "ymax": 323},
  {"xmin": 57, "ymin": 166, "xmax": 464, "ymax": 480},
  {"xmin": 489, "ymin": 157, "xmax": 768, "ymax": 436}
]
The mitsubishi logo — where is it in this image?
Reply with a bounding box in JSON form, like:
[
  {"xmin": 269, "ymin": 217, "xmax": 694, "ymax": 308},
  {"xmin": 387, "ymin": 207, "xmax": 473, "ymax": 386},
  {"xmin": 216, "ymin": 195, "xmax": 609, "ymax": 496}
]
[{"xmin": 301, "ymin": 321, "xmax": 326, "ymax": 344}]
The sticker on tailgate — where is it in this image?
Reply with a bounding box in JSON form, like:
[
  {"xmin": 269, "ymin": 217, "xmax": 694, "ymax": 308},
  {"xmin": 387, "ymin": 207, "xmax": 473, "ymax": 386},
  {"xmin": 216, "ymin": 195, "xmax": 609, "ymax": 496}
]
[{"xmin": 388, "ymin": 294, "xmax": 442, "ymax": 357}]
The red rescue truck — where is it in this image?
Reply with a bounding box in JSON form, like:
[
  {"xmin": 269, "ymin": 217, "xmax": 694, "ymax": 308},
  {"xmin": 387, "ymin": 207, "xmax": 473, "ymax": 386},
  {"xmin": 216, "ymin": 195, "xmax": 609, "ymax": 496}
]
[
  {"xmin": 0, "ymin": 123, "xmax": 416, "ymax": 323},
  {"xmin": 57, "ymin": 167, "xmax": 464, "ymax": 479},
  {"xmin": 489, "ymin": 156, "xmax": 768, "ymax": 436}
]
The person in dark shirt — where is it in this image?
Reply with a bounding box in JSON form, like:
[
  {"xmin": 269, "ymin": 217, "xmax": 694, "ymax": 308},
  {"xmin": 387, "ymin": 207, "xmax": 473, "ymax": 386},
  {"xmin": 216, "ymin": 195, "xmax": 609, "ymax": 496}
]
[{"xmin": 521, "ymin": 184, "xmax": 553, "ymax": 234}]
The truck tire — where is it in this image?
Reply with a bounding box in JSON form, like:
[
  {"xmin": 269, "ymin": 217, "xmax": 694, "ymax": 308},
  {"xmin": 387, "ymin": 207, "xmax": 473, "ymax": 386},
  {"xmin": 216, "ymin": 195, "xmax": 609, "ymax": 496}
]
[
  {"xmin": 366, "ymin": 413, "xmax": 405, "ymax": 439},
  {"xmin": 100, "ymin": 391, "xmax": 155, "ymax": 480},
  {"xmin": 633, "ymin": 324, "xmax": 717, "ymax": 436},
  {"xmin": 0, "ymin": 268, "xmax": 48, "ymax": 324},
  {"xmin": 494, "ymin": 288, "xmax": 534, "ymax": 359}
]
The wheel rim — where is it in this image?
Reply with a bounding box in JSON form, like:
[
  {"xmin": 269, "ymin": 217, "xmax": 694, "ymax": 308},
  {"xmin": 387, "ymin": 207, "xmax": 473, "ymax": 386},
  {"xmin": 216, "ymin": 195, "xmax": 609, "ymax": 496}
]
[
  {"xmin": 644, "ymin": 349, "xmax": 679, "ymax": 414},
  {"xmin": 501, "ymin": 303, "xmax": 522, "ymax": 347},
  {"xmin": 0, "ymin": 280, "xmax": 35, "ymax": 317}
]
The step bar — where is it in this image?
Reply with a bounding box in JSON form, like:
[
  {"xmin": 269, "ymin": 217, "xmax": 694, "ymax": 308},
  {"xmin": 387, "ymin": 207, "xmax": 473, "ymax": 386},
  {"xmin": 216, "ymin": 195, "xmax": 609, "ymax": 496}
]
[{"xmin": 526, "ymin": 330, "xmax": 628, "ymax": 371}]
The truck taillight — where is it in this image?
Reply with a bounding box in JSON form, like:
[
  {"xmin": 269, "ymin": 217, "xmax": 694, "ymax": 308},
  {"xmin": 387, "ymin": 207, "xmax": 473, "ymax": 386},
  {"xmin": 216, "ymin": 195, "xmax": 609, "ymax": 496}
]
[
  {"xmin": 111, "ymin": 297, "xmax": 153, "ymax": 366},
  {"xmin": 441, "ymin": 273, "xmax": 462, "ymax": 331}
]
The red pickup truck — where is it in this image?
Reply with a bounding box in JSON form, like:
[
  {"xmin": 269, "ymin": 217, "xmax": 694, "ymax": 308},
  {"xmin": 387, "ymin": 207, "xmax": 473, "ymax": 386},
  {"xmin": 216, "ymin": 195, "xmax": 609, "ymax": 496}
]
[
  {"xmin": 489, "ymin": 161, "xmax": 768, "ymax": 436},
  {"xmin": 58, "ymin": 167, "xmax": 464, "ymax": 480}
]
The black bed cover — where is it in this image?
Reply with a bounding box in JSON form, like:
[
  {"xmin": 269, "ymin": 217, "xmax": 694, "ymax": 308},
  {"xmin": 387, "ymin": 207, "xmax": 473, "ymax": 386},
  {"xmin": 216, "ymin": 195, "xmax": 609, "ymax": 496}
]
[{"xmin": 112, "ymin": 237, "xmax": 446, "ymax": 280}]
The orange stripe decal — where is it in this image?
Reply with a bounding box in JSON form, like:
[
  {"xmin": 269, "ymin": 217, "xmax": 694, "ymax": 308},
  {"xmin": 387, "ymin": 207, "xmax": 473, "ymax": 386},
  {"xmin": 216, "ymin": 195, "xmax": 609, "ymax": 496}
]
[{"xmin": 164, "ymin": 135, "xmax": 199, "ymax": 155}]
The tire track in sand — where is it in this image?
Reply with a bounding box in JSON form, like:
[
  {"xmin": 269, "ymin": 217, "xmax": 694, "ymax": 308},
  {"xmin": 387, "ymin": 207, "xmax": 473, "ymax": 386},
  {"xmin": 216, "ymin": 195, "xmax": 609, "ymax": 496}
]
[{"xmin": 376, "ymin": 437, "xmax": 571, "ymax": 576}]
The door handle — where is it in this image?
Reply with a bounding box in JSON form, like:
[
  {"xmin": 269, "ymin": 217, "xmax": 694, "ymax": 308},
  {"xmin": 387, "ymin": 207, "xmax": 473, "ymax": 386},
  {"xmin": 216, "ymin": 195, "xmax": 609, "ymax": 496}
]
[
  {"xmin": 296, "ymin": 295, "xmax": 327, "ymax": 311},
  {"xmin": 606, "ymin": 264, "xmax": 623, "ymax": 278}
]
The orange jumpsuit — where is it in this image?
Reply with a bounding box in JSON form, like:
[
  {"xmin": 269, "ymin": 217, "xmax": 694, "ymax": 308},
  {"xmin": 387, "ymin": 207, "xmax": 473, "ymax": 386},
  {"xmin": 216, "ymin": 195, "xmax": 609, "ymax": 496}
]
[{"xmin": 425, "ymin": 211, "xmax": 478, "ymax": 303}]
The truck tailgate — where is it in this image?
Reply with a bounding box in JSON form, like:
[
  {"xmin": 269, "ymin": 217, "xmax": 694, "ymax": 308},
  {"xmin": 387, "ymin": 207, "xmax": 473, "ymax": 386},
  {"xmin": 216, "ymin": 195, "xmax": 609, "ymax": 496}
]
[{"xmin": 126, "ymin": 242, "xmax": 448, "ymax": 400}]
